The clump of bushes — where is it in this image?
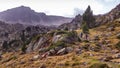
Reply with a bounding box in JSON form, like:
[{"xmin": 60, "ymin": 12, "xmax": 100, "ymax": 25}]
[
  {"xmin": 89, "ymin": 63, "xmax": 109, "ymax": 68},
  {"xmin": 64, "ymin": 27, "xmax": 69, "ymax": 31},
  {"xmin": 82, "ymin": 44, "xmax": 90, "ymax": 51},
  {"xmin": 31, "ymin": 34, "xmax": 41, "ymax": 41},
  {"xmin": 63, "ymin": 31, "xmax": 81, "ymax": 43},
  {"xmin": 94, "ymin": 36, "xmax": 100, "ymax": 41},
  {"xmin": 93, "ymin": 46, "xmax": 101, "ymax": 52},
  {"xmin": 48, "ymin": 30, "xmax": 68, "ymax": 37},
  {"xmin": 65, "ymin": 61, "xmax": 70, "ymax": 66},
  {"xmin": 21, "ymin": 44, "xmax": 27, "ymax": 53},
  {"xmin": 55, "ymin": 30, "xmax": 68, "ymax": 35},
  {"xmin": 72, "ymin": 61, "xmax": 81, "ymax": 66},
  {"xmin": 47, "ymin": 41, "xmax": 66, "ymax": 51},
  {"xmin": 66, "ymin": 31, "xmax": 77, "ymax": 37}
]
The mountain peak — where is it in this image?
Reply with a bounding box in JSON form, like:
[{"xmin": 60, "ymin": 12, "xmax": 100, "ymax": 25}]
[
  {"xmin": 0, "ymin": 6, "xmax": 72, "ymax": 26},
  {"xmin": 17, "ymin": 5, "xmax": 31, "ymax": 10},
  {"xmin": 20, "ymin": 5, "xmax": 28, "ymax": 8},
  {"xmin": 13, "ymin": 5, "xmax": 33, "ymax": 12}
]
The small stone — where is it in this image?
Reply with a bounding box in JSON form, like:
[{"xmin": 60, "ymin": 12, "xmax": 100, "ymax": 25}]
[
  {"xmin": 39, "ymin": 64, "xmax": 46, "ymax": 68},
  {"xmin": 117, "ymin": 33, "xmax": 120, "ymax": 39},
  {"xmin": 101, "ymin": 56, "xmax": 113, "ymax": 62},
  {"xmin": 33, "ymin": 55, "xmax": 40, "ymax": 60},
  {"xmin": 89, "ymin": 53, "xmax": 94, "ymax": 56},
  {"xmin": 57, "ymin": 48, "xmax": 66, "ymax": 55},
  {"xmin": 75, "ymin": 48, "xmax": 82, "ymax": 54},
  {"xmin": 114, "ymin": 53, "xmax": 120, "ymax": 58},
  {"xmin": 58, "ymin": 63, "xmax": 65, "ymax": 66},
  {"xmin": 41, "ymin": 52, "xmax": 49, "ymax": 59},
  {"xmin": 108, "ymin": 27, "xmax": 115, "ymax": 31},
  {"xmin": 20, "ymin": 61, "xmax": 25, "ymax": 64}
]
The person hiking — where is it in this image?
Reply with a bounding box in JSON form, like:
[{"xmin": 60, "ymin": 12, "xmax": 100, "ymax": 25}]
[
  {"xmin": 80, "ymin": 32, "xmax": 83, "ymax": 38},
  {"xmin": 85, "ymin": 33, "xmax": 89, "ymax": 41}
]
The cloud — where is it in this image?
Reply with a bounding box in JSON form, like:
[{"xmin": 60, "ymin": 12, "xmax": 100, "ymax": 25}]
[
  {"xmin": 104, "ymin": 0, "xmax": 114, "ymax": 2},
  {"xmin": 0, "ymin": 0, "xmax": 119, "ymax": 17},
  {"xmin": 73, "ymin": 8, "xmax": 84, "ymax": 16}
]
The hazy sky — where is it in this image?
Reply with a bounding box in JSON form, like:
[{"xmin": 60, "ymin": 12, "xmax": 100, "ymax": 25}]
[{"xmin": 0, "ymin": 0, "xmax": 120, "ymax": 17}]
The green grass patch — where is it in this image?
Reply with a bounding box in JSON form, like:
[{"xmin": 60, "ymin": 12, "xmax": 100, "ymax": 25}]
[
  {"xmin": 89, "ymin": 63, "xmax": 109, "ymax": 68},
  {"xmin": 47, "ymin": 41, "xmax": 66, "ymax": 51}
]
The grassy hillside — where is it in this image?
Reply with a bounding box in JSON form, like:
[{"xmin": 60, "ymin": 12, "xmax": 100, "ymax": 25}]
[{"xmin": 0, "ymin": 19, "xmax": 120, "ymax": 68}]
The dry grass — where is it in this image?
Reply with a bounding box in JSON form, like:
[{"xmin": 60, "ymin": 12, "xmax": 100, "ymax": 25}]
[{"xmin": 0, "ymin": 22, "xmax": 120, "ymax": 68}]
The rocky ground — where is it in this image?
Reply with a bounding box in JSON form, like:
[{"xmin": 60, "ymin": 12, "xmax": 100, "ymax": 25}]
[{"xmin": 0, "ymin": 19, "xmax": 120, "ymax": 68}]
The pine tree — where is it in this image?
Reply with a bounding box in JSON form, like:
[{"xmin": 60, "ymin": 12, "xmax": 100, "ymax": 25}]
[{"xmin": 82, "ymin": 5, "xmax": 95, "ymax": 28}]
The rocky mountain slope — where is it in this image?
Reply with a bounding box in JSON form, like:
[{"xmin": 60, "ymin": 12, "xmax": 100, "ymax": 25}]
[
  {"xmin": 0, "ymin": 21, "xmax": 56, "ymax": 54},
  {"xmin": 96, "ymin": 3, "xmax": 120, "ymax": 25},
  {"xmin": 0, "ymin": 3, "xmax": 120, "ymax": 68},
  {"xmin": 0, "ymin": 6, "xmax": 72, "ymax": 26},
  {"xmin": 59, "ymin": 3, "xmax": 120, "ymax": 30},
  {"xmin": 0, "ymin": 18, "xmax": 120, "ymax": 68}
]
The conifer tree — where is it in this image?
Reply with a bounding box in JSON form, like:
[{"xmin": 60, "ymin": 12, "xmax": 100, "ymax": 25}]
[{"xmin": 82, "ymin": 5, "xmax": 95, "ymax": 28}]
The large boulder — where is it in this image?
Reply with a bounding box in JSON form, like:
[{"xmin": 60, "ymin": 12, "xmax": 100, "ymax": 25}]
[{"xmin": 27, "ymin": 35, "xmax": 50, "ymax": 53}]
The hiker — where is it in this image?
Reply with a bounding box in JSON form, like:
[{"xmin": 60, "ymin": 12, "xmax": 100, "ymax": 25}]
[
  {"xmin": 84, "ymin": 33, "xmax": 90, "ymax": 41},
  {"xmin": 80, "ymin": 32, "xmax": 83, "ymax": 38}
]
